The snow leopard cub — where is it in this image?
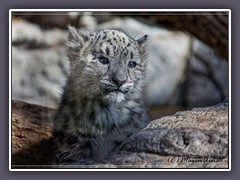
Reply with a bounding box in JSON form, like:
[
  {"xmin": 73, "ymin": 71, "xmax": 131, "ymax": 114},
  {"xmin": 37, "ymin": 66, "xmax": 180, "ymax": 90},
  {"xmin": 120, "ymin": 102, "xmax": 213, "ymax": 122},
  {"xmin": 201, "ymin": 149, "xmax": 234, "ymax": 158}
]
[{"xmin": 53, "ymin": 26, "xmax": 149, "ymax": 165}]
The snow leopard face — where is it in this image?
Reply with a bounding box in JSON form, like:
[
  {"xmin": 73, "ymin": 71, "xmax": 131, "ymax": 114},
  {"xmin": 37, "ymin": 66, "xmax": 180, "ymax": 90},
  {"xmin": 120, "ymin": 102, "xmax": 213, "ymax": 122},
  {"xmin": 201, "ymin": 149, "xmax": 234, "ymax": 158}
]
[{"xmin": 66, "ymin": 26, "xmax": 148, "ymax": 103}]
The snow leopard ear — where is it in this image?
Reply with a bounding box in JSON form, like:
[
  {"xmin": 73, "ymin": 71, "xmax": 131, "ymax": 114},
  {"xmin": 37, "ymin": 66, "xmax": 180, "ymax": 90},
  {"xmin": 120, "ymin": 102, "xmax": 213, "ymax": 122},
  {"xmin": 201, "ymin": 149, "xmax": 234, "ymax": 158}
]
[
  {"xmin": 67, "ymin": 25, "xmax": 89, "ymax": 44},
  {"xmin": 136, "ymin": 34, "xmax": 149, "ymax": 47},
  {"xmin": 66, "ymin": 25, "xmax": 89, "ymax": 61}
]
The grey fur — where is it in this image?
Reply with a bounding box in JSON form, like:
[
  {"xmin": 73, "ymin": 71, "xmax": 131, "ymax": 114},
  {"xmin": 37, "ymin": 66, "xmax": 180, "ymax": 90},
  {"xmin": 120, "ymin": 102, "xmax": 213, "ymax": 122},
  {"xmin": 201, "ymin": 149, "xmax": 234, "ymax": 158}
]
[{"xmin": 53, "ymin": 26, "xmax": 149, "ymax": 165}]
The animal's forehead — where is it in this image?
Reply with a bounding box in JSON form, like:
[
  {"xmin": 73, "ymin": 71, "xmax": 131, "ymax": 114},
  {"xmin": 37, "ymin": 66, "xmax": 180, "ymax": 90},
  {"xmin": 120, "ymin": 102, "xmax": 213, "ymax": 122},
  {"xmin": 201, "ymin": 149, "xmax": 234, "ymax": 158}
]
[
  {"xmin": 91, "ymin": 30, "xmax": 139, "ymax": 58},
  {"xmin": 94, "ymin": 30, "xmax": 132, "ymax": 41}
]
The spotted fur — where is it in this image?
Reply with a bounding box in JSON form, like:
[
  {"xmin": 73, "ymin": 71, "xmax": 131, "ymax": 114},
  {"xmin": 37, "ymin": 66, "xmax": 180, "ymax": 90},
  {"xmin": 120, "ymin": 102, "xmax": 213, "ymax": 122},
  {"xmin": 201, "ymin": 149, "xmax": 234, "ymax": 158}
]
[{"xmin": 53, "ymin": 26, "xmax": 149, "ymax": 165}]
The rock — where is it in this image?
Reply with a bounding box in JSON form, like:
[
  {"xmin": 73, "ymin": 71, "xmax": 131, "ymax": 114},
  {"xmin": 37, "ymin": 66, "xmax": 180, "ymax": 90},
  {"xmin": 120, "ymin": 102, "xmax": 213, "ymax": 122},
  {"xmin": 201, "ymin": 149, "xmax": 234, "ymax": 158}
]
[
  {"xmin": 141, "ymin": 104, "xmax": 228, "ymax": 158},
  {"xmin": 181, "ymin": 38, "xmax": 229, "ymax": 107},
  {"xmin": 12, "ymin": 19, "xmax": 67, "ymax": 47},
  {"xmin": 11, "ymin": 100, "xmax": 228, "ymax": 169},
  {"xmin": 11, "ymin": 16, "xmax": 228, "ymax": 108},
  {"xmin": 12, "ymin": 19, "xmax": 70, "ymax": 107},
  {"xmin": 11, "ymin": 17, "xmax": 191, "ymax": 107},
  {"xmin": 12, "ymin": 44, "xmax": 69, "ymax": 107},
  {"xmin": 135, "ymin": 13, "xmax": 229, "ymax": 59}
]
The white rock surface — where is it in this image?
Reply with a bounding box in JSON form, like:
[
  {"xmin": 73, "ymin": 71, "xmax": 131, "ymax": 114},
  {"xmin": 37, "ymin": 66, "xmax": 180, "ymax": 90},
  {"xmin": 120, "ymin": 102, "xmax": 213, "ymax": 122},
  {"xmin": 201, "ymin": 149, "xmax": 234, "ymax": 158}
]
[
  {"xmin": 183, "ymin": 38, "xmax": 229, "ymax": 107},
  {"xmin": 11, "ymin": 17, "xmax": 228, "ymax": 108},
  {"xmin": 12, "ymin": 19, "xmax": 67, "ymax": 46},
  {"xmin": 12, "ymin": 46, "xmax": 69, "ymax": 107}
]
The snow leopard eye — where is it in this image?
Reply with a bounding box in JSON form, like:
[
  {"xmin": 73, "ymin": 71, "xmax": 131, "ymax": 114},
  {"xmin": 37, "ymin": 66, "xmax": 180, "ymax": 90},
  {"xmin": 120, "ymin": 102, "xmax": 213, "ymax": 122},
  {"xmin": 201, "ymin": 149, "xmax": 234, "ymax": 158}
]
[
  {"xmin": 128, "ymin": 61, "xmax": 137, "ymax": 68},
  {"xmin": 98, "ymin": 56, "xmax": 109, "ymax": 65}
]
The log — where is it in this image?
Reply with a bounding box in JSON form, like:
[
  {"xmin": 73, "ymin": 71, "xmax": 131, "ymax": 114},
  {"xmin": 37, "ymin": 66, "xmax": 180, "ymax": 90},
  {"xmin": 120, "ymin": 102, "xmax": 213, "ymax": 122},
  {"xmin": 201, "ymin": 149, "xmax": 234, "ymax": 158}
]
[{"xmin": 11, "ymin": 100, "xmax": 54, "ymax": 168}]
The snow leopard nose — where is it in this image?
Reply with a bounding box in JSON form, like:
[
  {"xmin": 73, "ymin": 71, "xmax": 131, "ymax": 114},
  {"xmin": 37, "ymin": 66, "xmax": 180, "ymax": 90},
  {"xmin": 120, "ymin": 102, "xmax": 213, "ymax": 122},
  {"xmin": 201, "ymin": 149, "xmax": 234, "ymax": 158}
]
[
  {"xmin": 112, "ymin": 76, "xmax": 126, "ymax": 87},
  {"xmin": 111, "ymin": 62, "xmax": 127, "ymax": 87}
]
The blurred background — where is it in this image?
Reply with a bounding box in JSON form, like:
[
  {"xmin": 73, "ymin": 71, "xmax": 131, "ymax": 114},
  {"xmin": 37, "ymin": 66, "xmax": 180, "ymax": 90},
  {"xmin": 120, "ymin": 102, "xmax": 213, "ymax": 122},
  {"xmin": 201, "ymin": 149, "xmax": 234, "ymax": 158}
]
[{"xmin": 11, "ymin": 11, "xmax": 229, "ymax": 120}]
